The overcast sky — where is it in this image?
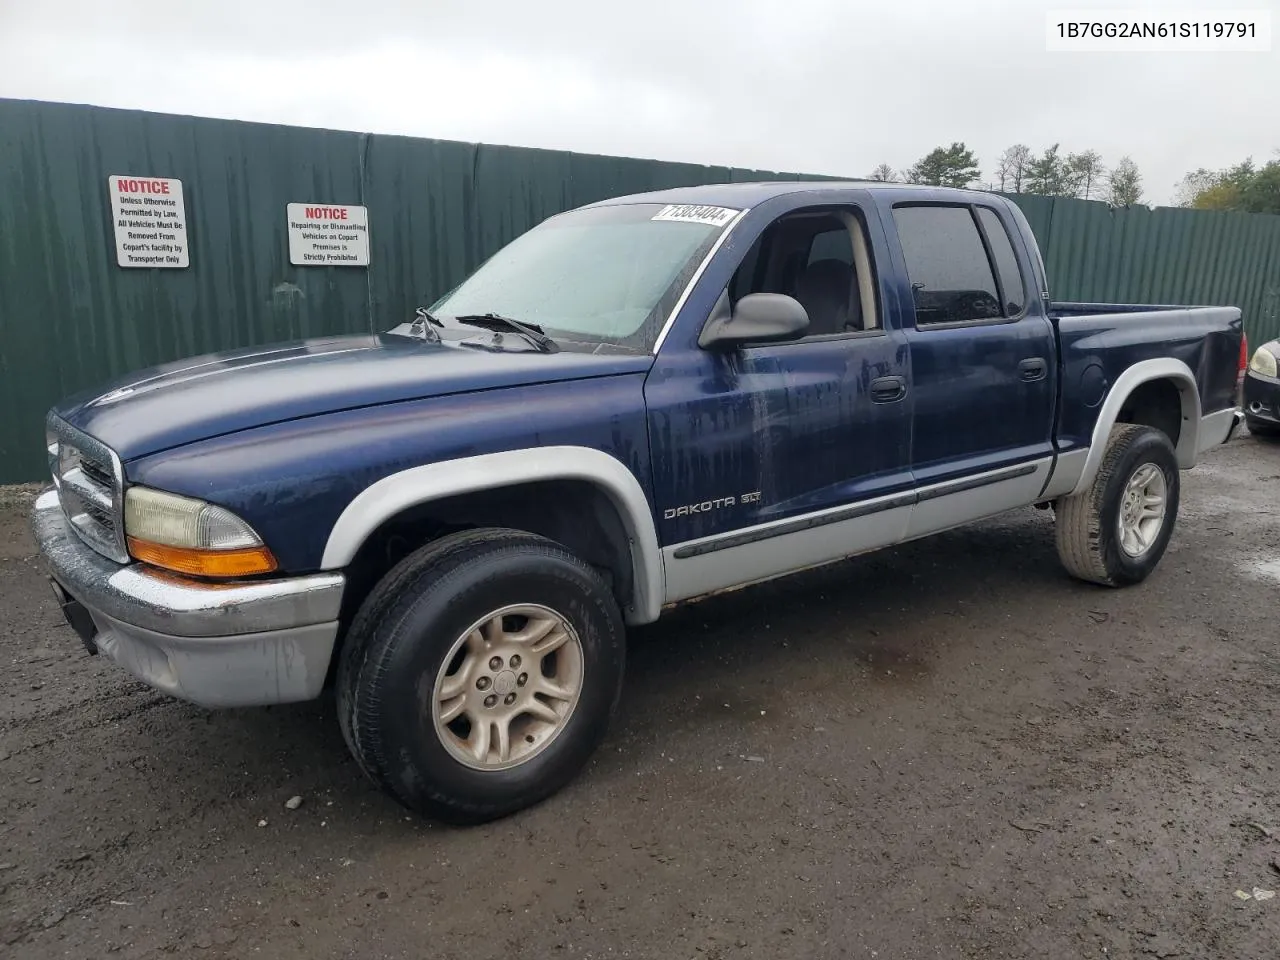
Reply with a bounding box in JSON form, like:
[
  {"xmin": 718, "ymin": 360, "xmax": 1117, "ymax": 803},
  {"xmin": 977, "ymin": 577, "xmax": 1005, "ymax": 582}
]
[{"xmin": 1, "ymin": 0, "xmax": 1276, "ymax": 204}]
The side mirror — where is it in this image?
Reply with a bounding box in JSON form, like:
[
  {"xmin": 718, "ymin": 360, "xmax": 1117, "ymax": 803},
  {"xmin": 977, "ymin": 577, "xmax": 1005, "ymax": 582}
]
[{"xmin": 698, "ymin": 292, "xmax": 809, "ymax": 351}]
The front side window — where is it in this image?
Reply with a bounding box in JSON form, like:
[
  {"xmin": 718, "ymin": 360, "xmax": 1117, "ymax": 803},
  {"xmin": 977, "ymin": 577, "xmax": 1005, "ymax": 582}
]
[
  {"xmin": 727, "ymin": 209, "xmax": 877, "ymax": 336},
  {"xmin": 893, "ymin": 205, "xmax": 1002, "ymax": 325},
  {"xmin": 428, "ymin": 203, "xmax": 734, "ymax": 351}
]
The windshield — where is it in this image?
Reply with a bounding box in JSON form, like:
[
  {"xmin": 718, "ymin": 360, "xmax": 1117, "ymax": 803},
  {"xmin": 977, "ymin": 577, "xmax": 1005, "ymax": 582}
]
[{"xmin": 429, "ymin": 202, "xmax": 738, "ymax": 351}]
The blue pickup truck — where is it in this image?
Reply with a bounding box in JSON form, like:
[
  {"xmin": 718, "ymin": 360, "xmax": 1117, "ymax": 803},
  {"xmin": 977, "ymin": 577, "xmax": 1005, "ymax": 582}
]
[{"xmin": 34, "ymin": 182, "xmax": 1246, "ymax": 822}]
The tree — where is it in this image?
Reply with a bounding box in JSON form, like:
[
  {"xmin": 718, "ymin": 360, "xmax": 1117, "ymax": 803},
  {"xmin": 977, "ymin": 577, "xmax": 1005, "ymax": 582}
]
[
  {"xmin": 1173, "ymin": 167, "xmax": 1219, "ymax": 207},
  {"xmin": 906, "ymin": 142, "xmax": 980, "ymax": 188},
  {"xmin": 868, "ymin": 163, "xmax": 897, "ymax": 182},
  {"xmin": 1240, "ymin": 161, "xmax": 1280, "ymax": 214},
  {"xmin": 1183, "ymin": 156, "xmax": 1280, "ymax": 214},
  {"xmin": 1106, "ymin": 156, "xmax": 1143, "ymax": 207},
  {"xmin": 1066, "ymin": 150, "xmax": 1105, "ymax": 200},
  {"xmin": 1207, "ymin": 158, "xmax": 1280, "ymax": 215},
  {"xmin": 996, "ymin": 144, "xmax": 1034, "ymax": 192},
  {"xmin": 1192, "ymin": 181, "xmax": 1245, "ymax": 210},
  {"xmin": 1025, "ymin": 143, "xmax": 1073, "ymax": 196},
  {"xmin": 1181, "ymin": 160, "xmax": 1254, "ymax": 209}
]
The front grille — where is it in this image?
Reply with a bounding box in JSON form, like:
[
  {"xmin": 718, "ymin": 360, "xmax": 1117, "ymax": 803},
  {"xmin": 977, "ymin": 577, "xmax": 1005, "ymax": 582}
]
[
  {"xmin": 79, "ymin": 458, "xmax": 115, "ymax": 490},
  {"xmin": 82, "ymin": 500, "xmax": 114, "ymax": 528},
  {"xmin": 46, "ymin": 414, "xmax": 129, "ymax": 564}
]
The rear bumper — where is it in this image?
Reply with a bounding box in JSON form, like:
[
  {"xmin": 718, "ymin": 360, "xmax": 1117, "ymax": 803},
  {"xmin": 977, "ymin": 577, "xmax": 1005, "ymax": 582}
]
[{"xmin": 32, "ymin": 489, "xmax": 345, "ymax": 707}]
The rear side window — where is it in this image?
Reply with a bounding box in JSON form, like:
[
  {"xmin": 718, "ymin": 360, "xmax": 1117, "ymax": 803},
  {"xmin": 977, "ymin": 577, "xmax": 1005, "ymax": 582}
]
[
  {"xmin": 893, "ymin": 205, "xmax": 1002, "ymax": 325},
  {"xmin": 976, "ymin": 207, "xmax": 1026, "ymax": 315}
]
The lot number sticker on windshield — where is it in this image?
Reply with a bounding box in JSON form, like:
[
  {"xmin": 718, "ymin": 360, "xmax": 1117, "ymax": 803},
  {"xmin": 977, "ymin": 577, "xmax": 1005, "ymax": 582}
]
[{"xmin": 651, "ymin": 204, "xmax": 740, "ymax": 227}]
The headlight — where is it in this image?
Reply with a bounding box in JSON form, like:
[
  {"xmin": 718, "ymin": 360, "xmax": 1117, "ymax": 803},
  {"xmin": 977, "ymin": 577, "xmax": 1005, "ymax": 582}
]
[
  {"xmin": 124, "ymin": 487, "xmax": 276, "ymax": 577},
  {"xmin": 1250, "ymin": 346, "xmax": 1278, "ymax": 379}
]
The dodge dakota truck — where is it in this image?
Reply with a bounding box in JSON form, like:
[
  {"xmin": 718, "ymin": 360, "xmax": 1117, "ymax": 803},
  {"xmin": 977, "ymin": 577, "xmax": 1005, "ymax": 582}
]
[{"xmin": 33, "ymin": 182, "xmax": 1246, "ymax": 822}]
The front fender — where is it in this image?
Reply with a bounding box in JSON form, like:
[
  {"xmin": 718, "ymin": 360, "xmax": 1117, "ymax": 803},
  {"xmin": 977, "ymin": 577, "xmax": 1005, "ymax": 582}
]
[
  {"xmin": 320, "ymin": 446, "xmax": 665, "ymax": 625},
  {"xmin": 125, "ymin": 374, "xmax": 655, "ymax": 593}
]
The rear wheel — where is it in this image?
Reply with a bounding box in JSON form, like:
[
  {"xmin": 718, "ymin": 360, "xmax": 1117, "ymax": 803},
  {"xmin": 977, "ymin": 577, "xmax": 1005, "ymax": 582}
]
[
  {"xmin": 337, "ymin": 528, "xmax": 626, "ymax": 823},
  {"xmin": 1055, "ymin": 424, "xmax": 1180, "ymax": 586}
]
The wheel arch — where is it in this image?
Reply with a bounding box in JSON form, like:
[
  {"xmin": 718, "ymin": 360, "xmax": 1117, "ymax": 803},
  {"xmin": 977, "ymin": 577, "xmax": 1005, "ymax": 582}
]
[
  {"xmin": 322, "ymin": 447, "xmax": 664, "ymax": 625},
  {"xmin": 1070, "ymin": 359, "xmax": 1201, "ymax": 497}
]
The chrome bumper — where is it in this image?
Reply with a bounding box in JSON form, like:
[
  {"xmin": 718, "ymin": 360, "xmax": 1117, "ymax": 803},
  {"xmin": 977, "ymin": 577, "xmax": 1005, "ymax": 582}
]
[{"xmin": 31, "ymin": 489, "xmax": 345, "ymax": 707}]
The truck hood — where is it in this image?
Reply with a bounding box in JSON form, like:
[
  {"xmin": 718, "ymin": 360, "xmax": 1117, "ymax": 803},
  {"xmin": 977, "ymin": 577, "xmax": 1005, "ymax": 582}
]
[{"xmin": 53, "ymin": 333, "xmax": 653, "ymax": 461}]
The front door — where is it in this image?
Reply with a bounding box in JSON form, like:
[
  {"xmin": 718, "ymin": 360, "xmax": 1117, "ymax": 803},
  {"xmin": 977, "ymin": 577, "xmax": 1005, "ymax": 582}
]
[{"xmin": 645, "ymin": 201, "xmax": 915, "ymax": 602}]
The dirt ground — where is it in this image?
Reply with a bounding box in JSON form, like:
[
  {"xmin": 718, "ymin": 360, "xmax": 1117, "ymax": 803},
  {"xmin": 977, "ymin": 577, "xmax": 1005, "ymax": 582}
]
[{"xmin": 2, "ymin": 433, "xmax": 1279, "ymax": 960}]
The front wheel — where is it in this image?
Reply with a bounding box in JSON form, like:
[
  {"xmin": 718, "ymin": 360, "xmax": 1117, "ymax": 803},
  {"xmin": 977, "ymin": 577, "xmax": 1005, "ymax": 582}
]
[
  {"xmin": 337, "ymin": 529, "xmax": 626, "ymax": 823},
  {"xmin": 1055, "ymin": 424, "xmax": 1180, "ymax": 586}
]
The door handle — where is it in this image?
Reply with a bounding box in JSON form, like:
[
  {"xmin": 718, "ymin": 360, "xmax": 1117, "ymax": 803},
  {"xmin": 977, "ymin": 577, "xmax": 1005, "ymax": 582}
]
[
  {"xmin": 870, "ymin": 375, "xmax": 907, "ymax": 403},
  {"xmin": 1018, "ymin": 358, "xmax": 1047, "ymax": 382}
]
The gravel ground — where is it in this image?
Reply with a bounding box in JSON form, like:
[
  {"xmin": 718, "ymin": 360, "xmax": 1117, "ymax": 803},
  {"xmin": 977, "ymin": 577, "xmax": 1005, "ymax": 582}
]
[
  {"xmin": 0, "ymin": 484, "xmax": 42, "ymax": 509},
  {"xmin": 2, "ymin": 432, "xmax": 1279, "ymax": 959}
]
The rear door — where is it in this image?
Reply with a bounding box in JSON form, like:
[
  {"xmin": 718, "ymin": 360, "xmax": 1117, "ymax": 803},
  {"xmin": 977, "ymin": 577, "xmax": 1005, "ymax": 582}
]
[{"xmin": 890, "ymin": 201, "xmax": 1057, "ymax": 537}]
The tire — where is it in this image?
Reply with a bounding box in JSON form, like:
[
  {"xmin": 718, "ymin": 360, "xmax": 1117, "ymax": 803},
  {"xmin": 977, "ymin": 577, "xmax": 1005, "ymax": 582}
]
[
  {"xmin": 1055, "ymin": 424, "xmax": 1180, "ymax": 587},
  {"xmin": 336, "ymin": 528, "xmax": 626, "ymax": 824}
]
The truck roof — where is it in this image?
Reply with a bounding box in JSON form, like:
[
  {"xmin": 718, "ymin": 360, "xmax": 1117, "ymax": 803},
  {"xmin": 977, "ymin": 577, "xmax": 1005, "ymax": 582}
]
[{"xmin": 583, "ymin": 180, "xmax": 1000, "ymax": 210}]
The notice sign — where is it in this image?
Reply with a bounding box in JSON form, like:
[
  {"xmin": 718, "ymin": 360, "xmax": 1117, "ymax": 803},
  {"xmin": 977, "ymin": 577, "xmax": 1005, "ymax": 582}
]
[
  {"xmin": 287, "ymin": 204, "xmax": 370, "ymax": 266},
  {"xmin": 109, "ymin": 176, "xmax": 189, "ymax": 268}
]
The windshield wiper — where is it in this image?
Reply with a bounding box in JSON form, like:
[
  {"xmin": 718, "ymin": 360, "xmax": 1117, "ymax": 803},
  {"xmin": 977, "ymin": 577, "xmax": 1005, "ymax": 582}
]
[
  {"xmin": 408, "ymin": 306, "xmax": 444, "ymax": 343},
  {"xmin": 454, "ymin": 313, "xmax": 559, "ymax": 354}
]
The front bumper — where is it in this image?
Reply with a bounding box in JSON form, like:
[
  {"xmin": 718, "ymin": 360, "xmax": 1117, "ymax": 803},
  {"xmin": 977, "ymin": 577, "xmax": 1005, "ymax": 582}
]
[
  {"xmin": 1244, "ymin": 370, "xmax": 1280, "ymax": 426},
  {"xmin": 31, "ymin": 489, "xmax": 345, "ymax": 707}
]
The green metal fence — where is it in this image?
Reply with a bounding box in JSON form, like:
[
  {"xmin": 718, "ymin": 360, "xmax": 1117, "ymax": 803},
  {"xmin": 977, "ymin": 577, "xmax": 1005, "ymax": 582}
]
[
  {"xmin": 1010, "ymin": 192, "xmax": 1280, "ymax": 327},
  {"xmin": 3, "ymin": 98, "xmax": 1280, "ymax": 483}
]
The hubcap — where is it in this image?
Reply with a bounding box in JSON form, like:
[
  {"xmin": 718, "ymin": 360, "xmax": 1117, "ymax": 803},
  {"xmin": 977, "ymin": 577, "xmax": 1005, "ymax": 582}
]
[
  {"xmin": 431, "ymin": 603, "xmax": 584, "ymax": 771},
  {"xmin": 1117, "ymin": 462, "xmax": 1168, "ymax": 558}
]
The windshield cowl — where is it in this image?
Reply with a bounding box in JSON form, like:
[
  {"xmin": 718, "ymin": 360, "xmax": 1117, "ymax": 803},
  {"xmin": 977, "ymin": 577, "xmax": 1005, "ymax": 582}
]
[{"xmin": 453, "ymin": 313, "xmax": 559, "ymax": 353}]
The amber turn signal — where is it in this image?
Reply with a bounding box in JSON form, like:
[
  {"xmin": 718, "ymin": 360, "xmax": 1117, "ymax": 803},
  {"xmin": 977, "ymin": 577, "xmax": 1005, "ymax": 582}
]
[{"xmin": 127, "ymin": 537, "xmax": 277, "ymax": 577}]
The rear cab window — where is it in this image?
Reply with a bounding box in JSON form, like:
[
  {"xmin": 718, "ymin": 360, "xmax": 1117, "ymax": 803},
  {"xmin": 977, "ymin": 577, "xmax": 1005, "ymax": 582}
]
[{"xmin": 892, "ymin": 204, "xmax": 1028, "ymax": 326}]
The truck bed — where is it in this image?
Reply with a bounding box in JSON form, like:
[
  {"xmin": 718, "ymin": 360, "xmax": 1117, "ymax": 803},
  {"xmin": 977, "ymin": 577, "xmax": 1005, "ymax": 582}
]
[
  {"xmin": 1048, "ymin": 301, "xmax": 1244, "ymax": 461},
  {"xmin": 1050, "ymin": 301, "xmax": 1215, "ymax": 318}
]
